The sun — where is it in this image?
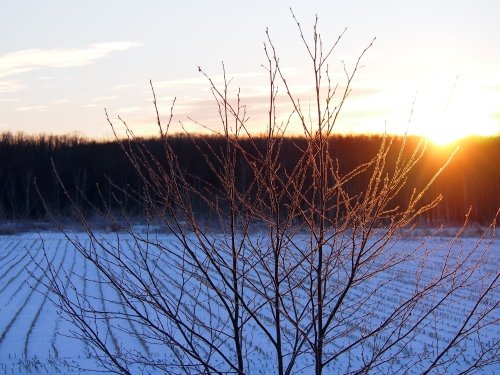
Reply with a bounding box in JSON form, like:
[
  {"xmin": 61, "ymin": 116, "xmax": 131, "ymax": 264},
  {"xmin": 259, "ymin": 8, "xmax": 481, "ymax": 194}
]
[
  {"xmin": 414, "ymin": 85, "xmax": 499, "ymax": 146},
  {"xmin": 422, "ymin": 116, "xmax": 487, "ymax": 146},
  {"xmin": 421, "ymin": 109, "xmax": 498, "ymax": 146},
  {"xmin": 423, "ymin": 119, "xmax": 463, "ymax": 146}
]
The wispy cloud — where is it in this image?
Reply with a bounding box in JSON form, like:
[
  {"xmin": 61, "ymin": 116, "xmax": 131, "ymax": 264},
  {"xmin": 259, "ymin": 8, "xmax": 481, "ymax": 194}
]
[
  {"xmin": 52, "ymin": 99, "xmax": 70, "ymax": 105},
  {"xmin": 83, "ymin": 103, "xmax": 101, "ymax": 108},
  {"xmin": 0, "ymin": 42, "xmax": 142, "ymax": 79},
  {"xmin": 37, "ymin": 76, "xmax": 55, "ymax": 81},
  {"xmin": 0, "ymin": 80, "xmax": 26, "ymax": 93},
  {"xmin": 93, "ymin": 95, "xmax": 117, "ymax": 102},
  {"xmin": 154, "ymin": 71, "xmax": 264, "ymax": 89},
  {"xmin": 0, "ymin": 97, "xmax": 20, "ymax": 103},
  {"xmin": 115, "ymin": 106, "xmax": 145, "ymax": 113},
  {"xmin": 15, "ymin": 105, "xmax": 47, "ymax": 112}
]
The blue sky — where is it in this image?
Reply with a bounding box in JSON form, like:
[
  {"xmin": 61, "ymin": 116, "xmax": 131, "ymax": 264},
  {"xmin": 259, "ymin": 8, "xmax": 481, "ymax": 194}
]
[{"xmin": 1, "ymin": 0, "xmax": 499, "ymax": 142}]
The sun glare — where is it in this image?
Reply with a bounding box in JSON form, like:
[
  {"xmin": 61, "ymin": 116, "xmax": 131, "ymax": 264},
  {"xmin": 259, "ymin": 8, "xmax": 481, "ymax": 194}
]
[
  {"xmin": 414, "ymin": 84, "xmax": 499, "ymax": 146},
  {"xmin": 421, "ymin": 110, "xmax": 497, "ymax": 146}
]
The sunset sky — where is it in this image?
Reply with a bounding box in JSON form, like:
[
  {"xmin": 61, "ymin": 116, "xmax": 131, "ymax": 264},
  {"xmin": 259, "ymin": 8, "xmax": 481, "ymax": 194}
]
[{"xmin": 1, "ymin": 0, "xmax": 499, "ymax": 143}]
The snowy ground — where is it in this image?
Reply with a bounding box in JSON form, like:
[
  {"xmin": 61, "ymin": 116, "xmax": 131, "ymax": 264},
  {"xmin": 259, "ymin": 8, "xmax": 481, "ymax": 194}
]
[{"xmin": 0, "ymin": 230, "xmax": 498, "ymax": 374}]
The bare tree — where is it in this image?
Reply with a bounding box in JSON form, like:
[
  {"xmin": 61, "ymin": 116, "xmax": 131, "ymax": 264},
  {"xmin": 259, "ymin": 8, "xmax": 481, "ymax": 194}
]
[{"xmin": 37, "ymin": 11, "xmax": 499, "ymax": 375}]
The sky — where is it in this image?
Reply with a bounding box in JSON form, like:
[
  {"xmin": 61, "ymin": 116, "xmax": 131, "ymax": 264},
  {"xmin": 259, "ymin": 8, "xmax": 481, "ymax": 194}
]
[{"xmin": 1, "ymin": 0, "xmax": 499, "ymax": 142}]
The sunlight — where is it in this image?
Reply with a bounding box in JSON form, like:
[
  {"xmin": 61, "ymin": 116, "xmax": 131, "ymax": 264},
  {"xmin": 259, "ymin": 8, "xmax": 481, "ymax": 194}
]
[
  {"xmin": 414, "ymin": 81, "xmax": 499, "ymax": 146},
  {"xmin": 421, "ymin": 110, "xmax": 497, "ymax": 146}
]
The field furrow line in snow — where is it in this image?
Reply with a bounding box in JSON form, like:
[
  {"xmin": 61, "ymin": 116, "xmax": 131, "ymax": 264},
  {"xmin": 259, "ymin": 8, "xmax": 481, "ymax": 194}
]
[
  {"xmin": 0, "ymin": 240, "xmax": 38, "ymax": 286},
  {"xmin": 0, "ymin": 238, "xmax": 19, "ymax": 263},
  {"xmin": 96, "ymin": 241, "xmax": 144, "ymax": 348},
  {"xmin": 150, "ymin": 253, "xmax": 237, "ymax": 354},
  {"xmin": 153, "ymin": 240, "xmax": 299, "ymax": 331},
  {"xmin": 0, "ymin": 250, "xmax": 27, "ymax": 283},
  {"xmin": 107, "ymin": 240, "xmax": 150, "ymax": 355},
  {"xmin": 0, "ymin": 242, "xmax": 44, "ymax": 311},
  {"xmin": 24, "ymin": 240, "xmax": 73, "ymax": 359},
  {"xmin": 0, "ymin": 239, "xmax": 59, "ymax": 348},
  {"xmin": 151, "ymin": 251, "xmax": 298, "ymax": 362},
  {"xmin": 151, "ymin": 270, "xmax": 232, "ymax": 357},
  {"xmin": 50, "ymin": 242, "xmax": 87, "ymax": 360},
  {"xmin": 95, "ymin": 266, "xmax": 121, "ymax": 355},
  {"xmin": 155, "ymin": 241, "xmax": 282, "ymax": 320}
]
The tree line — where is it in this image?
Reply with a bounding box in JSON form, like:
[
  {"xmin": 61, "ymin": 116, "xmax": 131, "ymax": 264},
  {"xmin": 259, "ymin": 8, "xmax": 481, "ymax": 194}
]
[{"xmin": 0, "ymin": 131, "xmax": 497, "ymax": 224}]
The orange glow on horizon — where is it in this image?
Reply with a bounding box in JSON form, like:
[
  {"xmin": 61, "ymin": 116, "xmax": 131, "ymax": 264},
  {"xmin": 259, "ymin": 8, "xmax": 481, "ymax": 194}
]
[
  {"xmin": 409, "ymin": 80, "xmax": 499, "ymax": 146},
  {"xmin": 416, "ymin": 110, "xmax": 498, "ymax": 146}
]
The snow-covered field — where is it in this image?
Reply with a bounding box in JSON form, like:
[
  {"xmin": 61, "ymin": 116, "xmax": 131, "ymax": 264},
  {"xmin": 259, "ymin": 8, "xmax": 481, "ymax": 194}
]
[{"xmin": 0, "ymin": 230, "xmax": 498, "ymax": 374}]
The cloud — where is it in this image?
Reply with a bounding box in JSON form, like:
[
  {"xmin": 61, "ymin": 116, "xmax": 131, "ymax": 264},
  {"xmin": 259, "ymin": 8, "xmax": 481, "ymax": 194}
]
[
  {"xmin": 0, "ymin": 42, "xmax": 142, "ymax": 79},
  {"xmin": 15, "ymin": 105, "xmax": 47, "ymax": 112},
  {"xmin": 52, "ymin": 99, "xmax": 70, "ymax": 105},
  {"xmin": 115, "ymin": 106, "xmax": 145, "ymax": 113},
  {"xmin": 92, "ymin": 95, "xmax": 117, "ymax": 102},
  {"xmin": 0, "ymin": 97, "xmax": 20, "ymax": 103},
  {"xmin": 154, "ymin": 71, "xmax": 264, "ymax": 89},
  {"xmin": 0, "ymin": 80, "xmax": 26, "ymax": 93}
]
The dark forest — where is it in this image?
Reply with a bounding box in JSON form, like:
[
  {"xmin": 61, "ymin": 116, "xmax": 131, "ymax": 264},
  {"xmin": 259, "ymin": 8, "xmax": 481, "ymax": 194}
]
[{"xmin": 0, "ymin": 132, "xmax": 498, "ymax": 225}]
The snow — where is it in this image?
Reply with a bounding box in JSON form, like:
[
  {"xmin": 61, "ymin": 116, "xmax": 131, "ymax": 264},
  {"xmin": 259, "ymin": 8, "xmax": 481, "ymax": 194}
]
[{"xmin": 0, "ymin": 230, "xmax": 498, "ymax": 374}]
